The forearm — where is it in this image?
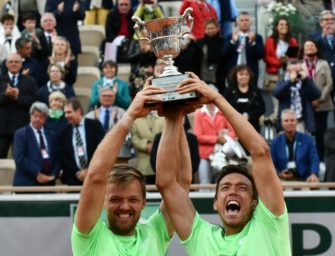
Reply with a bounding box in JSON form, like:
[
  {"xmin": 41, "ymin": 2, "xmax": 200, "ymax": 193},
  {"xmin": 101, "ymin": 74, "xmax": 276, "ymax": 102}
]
[
  {"xmin": 156, "ymin": 117, "xmax": 182, "ymax": 188},
  {"xmin": 178, "ymin": 125, "xmax": 192, "ymax": 191}
]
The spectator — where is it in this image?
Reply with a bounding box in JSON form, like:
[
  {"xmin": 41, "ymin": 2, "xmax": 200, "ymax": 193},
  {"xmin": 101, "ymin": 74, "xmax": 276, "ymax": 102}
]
[
  {"xmin": 301, "ymin": 39, "xmax": 333, "ymax": 161},
  {"xmin": 89, "ymin": 60, "xmax": 131, "ymax": 109},
  {"xmin": 61, "ymin": 99, "xmax": 105, "ymax": 185},
  {"xmin": 264, "ymin": 16, "xmax": 298, "ymax": 92},
  {"xmin": 0, "ymin": 53, "xmax": 37, "ymax": 158},
  {"xmin": 49, "ymin": 36, "xmax": 78, "ymax": 86},
  {"xmin": 150, "ymin": 117, "xmax": 200, "ymax": 182},
  {"xmin": 40, "ymin": 12, "xmax": 57, "ymax": 58},
  {"xmin": 133, "ymin": 0, "xmax": 164, "ymax": 22},
  {"xmin": 13, "ymin": 102, "xmax": 61, "ymax": 186},
  {"xmin": 45, "ymin": 0, "xmax": 85, "ymax": 57},
  {"xmin": 20, "ymin": 12, "xmax": 48, "ymax": 62},
  {"xmin": 309, "ymin": 10, "xmax": 335, "ymax": 122},
  {"xmin": 130, "ymin": 110, "xmax": 164, "ymax": 184},
  {"xmin": 207, "ymin": 0, "xmax": 238, "ymax": 37},
  {"xmin": 104, "ymin": 0, "xmax": 134, "ymax": 62},
  {"xmin": 1, "ymin": 37, "xmax": 42, "ymax": 87},
  {"xmin": 15, "ymin": 0, "xmax": 42, "ymax": 31},
  {"xmin": 83, "ymin": 0, "xmax": 114, "ymax": 26},
  {"xmin": 270, "ymin": 109, "xmax": 320, "ymax": 182},
  {"xmin": 179, "ymin": 0, "xmax": 217, "ymax": 40},
  {"xmin": 44, "ymin": 91, "xmax": 68, "ymax": 139},
  {"xmin": 273, "ymin": 60, "xmax": 321, "ymax": 133},
  {"xmin": 222, "ymin": 11, "xmax": 264, "ymax": 84},
  {"xmin": 40, "ymin": 12, "xmax": 58, "ymax": 85},
  {"xmin": 38, "ymin": 63, "xmax": 75, "ymax": 105},
  {"xmin": 194, "ymin": 99, "xmax": 236, "ymax": 186},
  {"xmin": 0, "ymin": 13, "xmax": 21, "ymax": 59},
  {"xmin": 86, "ymin": 87, "xmax": 132, "ymax": 161},
  {"xmin": 226, "ymin": 64, "xmax": 265, "ymax": 132},
  {"xmin": 128, "ymin": 39, "xmax": 156, "ymax": 98},
  {"xmin": 194, "ymin": 19, "xmax": 225, "ymax": 94}
]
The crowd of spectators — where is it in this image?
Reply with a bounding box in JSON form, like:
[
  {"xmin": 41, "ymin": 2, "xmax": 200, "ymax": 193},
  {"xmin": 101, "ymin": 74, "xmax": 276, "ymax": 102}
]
[{"xmin": 1, "ymin": 0, "xmax": 335, "ymax": 188}]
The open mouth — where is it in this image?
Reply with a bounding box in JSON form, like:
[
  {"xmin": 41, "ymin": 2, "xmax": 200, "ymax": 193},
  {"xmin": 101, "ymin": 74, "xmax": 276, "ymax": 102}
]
[
  {"xmin": 226, "ymin": 200, "xmax": 241, "ymax": 214},
  {"xmin": 117, "ymin": 212, "xmax": 133, "ymax": 221}
]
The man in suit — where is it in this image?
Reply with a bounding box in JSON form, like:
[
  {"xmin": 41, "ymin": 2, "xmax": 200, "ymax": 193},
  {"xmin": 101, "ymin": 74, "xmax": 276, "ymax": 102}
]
[
  {"xmin": 45, "ymin": 0, "xmax": 85, "ymax": 57},
  {"xmin": 222, "ymin": 11, "xmax": 264, "ymax": 84},
  {"xmin": 61, "ymin": 98, "xmax": 105, "ymax": 185},
  {"xmin": 86, "ymin": 87, "xmax": 132, "ymax": 161},
  {"xmin": 270, "ymin": 109, "xmax": 320, "ymax": 182},
  {"xmin": 0, "ymin": 53, "xmax": 37, "ymax": 158},
  {"xmin": 13, "ymin": 102, "xmax": 60, "ymax": 186}
]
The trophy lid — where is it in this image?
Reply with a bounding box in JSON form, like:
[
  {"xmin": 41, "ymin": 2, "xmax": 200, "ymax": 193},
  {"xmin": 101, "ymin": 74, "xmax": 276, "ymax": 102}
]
[{"xmin": 144, "ymin": 17, "xmax": 179, "ymax": 33}]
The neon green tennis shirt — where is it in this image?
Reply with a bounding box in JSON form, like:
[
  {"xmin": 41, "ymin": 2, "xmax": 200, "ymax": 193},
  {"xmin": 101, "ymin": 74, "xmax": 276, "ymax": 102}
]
[
  {"xmin": 182, "ymin": 200, "xmax": 291, "ymax": 256},
  {"xmin": 72, "ymin": 210, "xmax": 171, "ymax": 256}
]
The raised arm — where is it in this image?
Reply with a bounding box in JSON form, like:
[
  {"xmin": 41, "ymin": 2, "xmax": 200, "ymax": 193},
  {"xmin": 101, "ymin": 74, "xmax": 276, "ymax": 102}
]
[
  {"xmin": 177, "ymin": 73, "xmax": 285, "ymax": 216},
  {"xmin": 75, "ymin": 85, "xmax": 165, "ymax": 234},
  {"xmin": 156, "ymin": 109, "xmax": 196, "ymax": 241}
]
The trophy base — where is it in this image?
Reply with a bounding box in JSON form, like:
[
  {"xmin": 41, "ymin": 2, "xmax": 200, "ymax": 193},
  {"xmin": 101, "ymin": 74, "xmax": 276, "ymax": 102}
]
[{"xmin": 151, "ymin": 74, "xmax": 197, "ymax": 103}]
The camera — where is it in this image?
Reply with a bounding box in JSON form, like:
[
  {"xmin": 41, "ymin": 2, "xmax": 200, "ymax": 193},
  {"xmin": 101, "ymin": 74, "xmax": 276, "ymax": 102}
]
[{"xmin": 296, "ymin": 73, "xmax": 302, "ymax": 79}]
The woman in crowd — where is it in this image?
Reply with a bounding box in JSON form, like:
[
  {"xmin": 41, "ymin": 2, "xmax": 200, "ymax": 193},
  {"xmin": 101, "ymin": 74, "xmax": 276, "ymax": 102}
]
[
  {"xmin": 89, "ymin": 60, "xmax": 131, "ymax": 109},
  {"xmin": 49, "ymin": 36, "xmax": 78, "ymax": 86},
  {"xmin": 194, "ymin": 85, "xmax": 236, "ymax": 187},
  {"xmin": 264, "ymin": 16, "xmax": 298, "ymax": 91},
  {"xmin": 37, "ymin": 63, "xmax": 75, "ymax": 105},
  {"xmin": 44, "ymin": 91, "xmax": 68, "ymax": 138},
  {"xmin": 301, "ymin": 39, "xmax": 334, "ymax": 161},
  {"xmin": 225, "ymin": 64, "xmax": 265, "ymax": 133}
]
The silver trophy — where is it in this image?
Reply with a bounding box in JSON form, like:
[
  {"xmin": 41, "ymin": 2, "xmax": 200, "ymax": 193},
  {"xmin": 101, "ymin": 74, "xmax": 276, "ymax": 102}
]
[{"xmin": 132, "ymin": 8, "xmax": 197, "ymax": 103}]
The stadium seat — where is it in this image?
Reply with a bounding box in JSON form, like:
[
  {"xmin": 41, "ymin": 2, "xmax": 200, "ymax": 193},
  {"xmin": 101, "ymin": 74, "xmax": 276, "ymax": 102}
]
[
  {"xmin": 74, "ymin": 66, "xmax": 101, "ymax": 90},
  {"xmin": 78, "ymin": 46, "xmax": 100, "ymax": 67},
  {"xmin": 0, "ymin": 159, "xmax": 15, "ymax": 185},
  {"xmin": 79, "ymin": 25, "xmax": 105, "ymax": 48}
]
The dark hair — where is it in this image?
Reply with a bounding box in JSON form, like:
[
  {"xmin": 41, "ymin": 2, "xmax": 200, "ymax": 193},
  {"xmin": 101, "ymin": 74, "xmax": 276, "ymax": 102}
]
[
  {"xmin": 101, "ymin": 60, "xmax": 118, "ymax": 75},
  {"xmin": 300, "ymin": 39, "xmax": 322, "ymax": 59},
  {"xmin": 21, "ymin": 12, "xmax": 36, "ymax": 23},
  {"xmin": 65, "ymin": 98, "xmax": 83, "ymax": 114},
  {"xmin": 15, "ymin": 37, "xmax": 32, "ymax": 51},
  {"xmin": 214, "ymin": 165, "xmax": 258, "ymax": 201},
  {"xmin": 271, "ymin": 16, "xmax": 292, "ymax": 46},
  {"xmin": 108, "ymin": 164, "xmax": 146, "ymax": 199},
  {"xmin": 228, "ymin": 64, "xmax": 255, "ymax": 88},
  {"xmin": 1, "ymin": 13, "xmax": 14, "ymax": 24},
  {"xmin": 205, "ymin": 18, "xmax": 219, "ymax": 29}
]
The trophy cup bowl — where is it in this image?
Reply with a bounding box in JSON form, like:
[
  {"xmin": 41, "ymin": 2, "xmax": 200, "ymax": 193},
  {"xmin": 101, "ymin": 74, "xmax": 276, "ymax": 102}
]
[{"xmin": 132, "ymin": 8, "xmax": 197, "ymax": 103}]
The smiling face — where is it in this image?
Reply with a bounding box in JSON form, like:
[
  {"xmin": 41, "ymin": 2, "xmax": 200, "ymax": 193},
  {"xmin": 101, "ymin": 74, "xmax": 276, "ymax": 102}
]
[
  {"xmin": 214, "ymin": 172, "xmax": 257, "ymax": 235},
  {"xmin": 103, "ymin": 64, "xmax": 117, "ymax": 79},
  {"xmin": 236, "ymin": 69, "xmax": 250, "ymax": 87},
  {"xmin": 303, "ymin": 40, "xmax": 317, "ymax": 56},
  {"xmin": 105, "ymin": 179, "xmax": 146, "ymax": 236},
  {"xmin": 276, "ymin": 19, "xmax": 289, "ymax": 36}
]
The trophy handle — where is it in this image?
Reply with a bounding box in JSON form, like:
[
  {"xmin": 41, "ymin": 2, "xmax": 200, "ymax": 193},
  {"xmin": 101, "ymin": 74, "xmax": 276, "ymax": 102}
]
[
  {"xmin": 179, "ymin": 7, "xmax": 194, "ymax": 37},
  {"xmin": 132, "ymin": 16, "xmax": 150, "ymax": 41}
]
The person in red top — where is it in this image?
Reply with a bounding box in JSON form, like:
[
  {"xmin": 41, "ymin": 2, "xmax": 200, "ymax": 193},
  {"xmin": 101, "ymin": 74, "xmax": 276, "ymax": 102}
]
[
  {"xmin": 179, "ymin": 0, "xmax": 218, "ymax": 40},
  {"xmin": 264, "ymin": 17, "xmax": 298, "ymax": 78},
  {"xmin": 194, "ymin": 85, "xmax": 236, "ymax": 187}
]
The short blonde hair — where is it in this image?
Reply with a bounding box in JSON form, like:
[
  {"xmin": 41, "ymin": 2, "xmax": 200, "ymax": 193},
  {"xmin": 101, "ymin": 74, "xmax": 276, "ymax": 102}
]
[{"xmin": 48, "ymin": 91, "xmax": 66, "ymax": 106}]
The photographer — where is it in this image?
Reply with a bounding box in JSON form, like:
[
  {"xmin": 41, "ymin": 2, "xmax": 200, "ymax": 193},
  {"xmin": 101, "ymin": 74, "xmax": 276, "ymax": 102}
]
[
  {"xmin": 270, "ymin": 109, "xmax": 320, "ymax": 182},
  {"xmin": 272, "ymin": 60, "xmax": 321, "ymax": 134}
]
